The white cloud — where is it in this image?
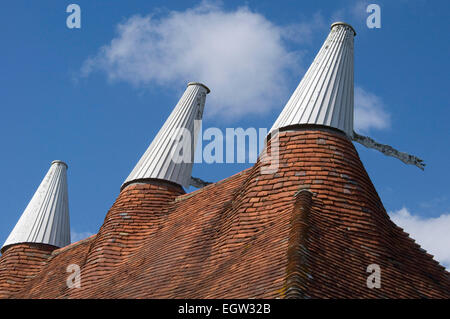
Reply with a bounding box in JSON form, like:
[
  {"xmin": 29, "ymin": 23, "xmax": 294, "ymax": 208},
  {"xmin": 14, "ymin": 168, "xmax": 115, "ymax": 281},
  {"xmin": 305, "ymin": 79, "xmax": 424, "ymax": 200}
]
[
  {"xmin": 81, "ymin": 2, "xmax": 325, "ymax": 120},
  {"xmin": 330, "ymin": 0, "xmax": 370, "ymax": 27},
  {"xmin": 71, "ymin": 230, "xmax": 94, "ymax": 243},
  {"xmin": 354, "ymin": 86, "xmax": 391, "ymax": 132},
  {"xmin": 282, "ymin": 12, "xmax": 326, "ymax": 44},
  {"xmin": 349, "ymin": 1, "xmax": 371, "ymax": 21},
  {"xmin": 81, "ymin": 2, "xmax": 392, "ymax": 130},
  {"xmin": 389, "ymin": 207, "xmax": 450, "ymax": 270}
]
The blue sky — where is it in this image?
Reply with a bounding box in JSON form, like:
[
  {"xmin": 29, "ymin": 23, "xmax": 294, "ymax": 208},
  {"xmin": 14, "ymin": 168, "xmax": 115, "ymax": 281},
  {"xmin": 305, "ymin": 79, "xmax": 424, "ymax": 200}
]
[{"xmin": 0, "ymin": 1, "xmax": 449, "ymax": 268}]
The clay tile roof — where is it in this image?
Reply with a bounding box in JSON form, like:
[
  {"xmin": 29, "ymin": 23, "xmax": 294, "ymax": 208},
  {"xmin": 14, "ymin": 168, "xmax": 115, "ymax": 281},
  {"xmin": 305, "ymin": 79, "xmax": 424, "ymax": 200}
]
[{"xmin": 0, "ymin": 130, "xmax": 448, "ymax": 299}]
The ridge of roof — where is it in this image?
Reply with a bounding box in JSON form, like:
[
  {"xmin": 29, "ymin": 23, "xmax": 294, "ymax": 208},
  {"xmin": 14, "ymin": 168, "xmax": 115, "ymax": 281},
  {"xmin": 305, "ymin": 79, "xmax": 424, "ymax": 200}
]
[
  {"xmin": 175, "ymin": 167, "xmax": 253, "ymax": 202},
  {"xmin": 51, "ymin": 234, "xmax": 97, "ymax": 257},
  {"xmin": 284, "ymin": 189, "xmax": 314, "ymax": 298}
]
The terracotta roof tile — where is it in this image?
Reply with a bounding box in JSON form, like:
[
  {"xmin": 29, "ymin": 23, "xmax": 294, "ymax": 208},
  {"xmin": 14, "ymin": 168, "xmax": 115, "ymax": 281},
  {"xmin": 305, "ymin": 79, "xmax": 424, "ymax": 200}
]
[{"xmin": 1, "ymin": 129, "xmax": 449, "ymax": 298}]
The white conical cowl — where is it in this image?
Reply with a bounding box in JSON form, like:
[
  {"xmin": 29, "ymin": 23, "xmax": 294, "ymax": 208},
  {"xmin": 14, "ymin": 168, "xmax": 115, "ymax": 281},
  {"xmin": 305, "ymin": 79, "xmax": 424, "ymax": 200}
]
[
  {"xmin": 123, "ymin": 82, "xmax": 210, "ymax": 189},
  {"xmin": 271, "ymin": 22, "xmax": 356, "ymax": 137},
  {"xmin": 2, "ymin": 161, "xmax": 70, "ymax": 250}
]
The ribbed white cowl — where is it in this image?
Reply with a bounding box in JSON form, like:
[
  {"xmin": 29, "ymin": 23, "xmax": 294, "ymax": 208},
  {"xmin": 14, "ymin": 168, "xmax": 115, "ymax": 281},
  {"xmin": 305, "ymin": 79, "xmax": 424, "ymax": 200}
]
[
  {"xmin": 271, "ymin": 22, "xmax": 356, "ymax": 137},
  {"xmin": 123, "ymin": 82, "xmax": 210, "ymax": 189},
  {"xmin": 2, "ymin": 161, "xmax": 70, "ymax": 250}
]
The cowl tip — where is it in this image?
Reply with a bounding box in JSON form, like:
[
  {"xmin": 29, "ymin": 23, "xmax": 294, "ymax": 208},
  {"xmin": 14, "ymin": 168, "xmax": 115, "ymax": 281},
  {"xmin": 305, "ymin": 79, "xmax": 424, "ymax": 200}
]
[
  {"xmin": 187, "ymin": 82, "xmax": 211, "ymax": 94},
  {"xmin": 51, "ymin": 160, "xmax": 68, "ymax": 169},
  {"xmin": 331, "ymin": 22, "xmax": 356, "ymax": 36}
]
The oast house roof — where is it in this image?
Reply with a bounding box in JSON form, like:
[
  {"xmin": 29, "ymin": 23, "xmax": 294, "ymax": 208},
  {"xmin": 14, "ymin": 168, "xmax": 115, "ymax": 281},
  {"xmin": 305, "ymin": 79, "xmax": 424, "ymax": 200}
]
[{"xmin": 0, "ymin": 22, "xmax": 448, "ymax": 299}]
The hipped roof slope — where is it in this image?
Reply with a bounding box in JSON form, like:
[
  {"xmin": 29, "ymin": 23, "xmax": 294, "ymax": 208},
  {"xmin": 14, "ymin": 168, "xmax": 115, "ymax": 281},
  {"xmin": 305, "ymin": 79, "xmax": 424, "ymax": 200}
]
[{"xmin": 9, "ymin": 129, "xmax": 450, "ymax": 299}]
